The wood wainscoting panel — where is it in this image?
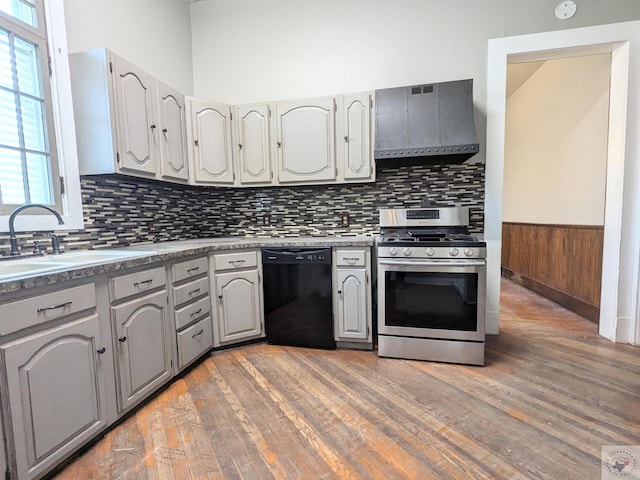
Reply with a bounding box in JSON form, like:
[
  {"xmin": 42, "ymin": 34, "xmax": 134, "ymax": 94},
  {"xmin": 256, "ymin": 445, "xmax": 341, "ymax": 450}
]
[{"xmin": 501, "ymin": 222, "xmax": 604, "ymax": 322}]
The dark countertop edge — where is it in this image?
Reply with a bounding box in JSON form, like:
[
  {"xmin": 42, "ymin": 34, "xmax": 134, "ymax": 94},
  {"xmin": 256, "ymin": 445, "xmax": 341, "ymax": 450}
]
[{"xmin": 0, "ymin": 236, "xmax": 376, "ymax": 294}]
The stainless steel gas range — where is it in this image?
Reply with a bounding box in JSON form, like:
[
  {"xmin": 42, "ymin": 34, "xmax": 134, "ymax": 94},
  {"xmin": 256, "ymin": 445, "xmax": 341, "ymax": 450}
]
[{"xmin": 376, "ymin": 206, "xmax": 487, "ymax": 366}]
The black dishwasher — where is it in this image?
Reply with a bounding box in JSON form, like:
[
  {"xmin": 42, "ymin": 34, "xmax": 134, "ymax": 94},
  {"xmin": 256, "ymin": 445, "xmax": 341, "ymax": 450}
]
[{"xmin": 262, "ymin": 248, "xmax": 336, "ymax": 349}]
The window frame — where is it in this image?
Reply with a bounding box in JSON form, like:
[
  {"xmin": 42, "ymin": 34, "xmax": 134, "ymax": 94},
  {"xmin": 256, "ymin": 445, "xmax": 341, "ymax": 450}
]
[{"xmin": 0, "ymin": 0, "xmax": 83, "ymax": 233}]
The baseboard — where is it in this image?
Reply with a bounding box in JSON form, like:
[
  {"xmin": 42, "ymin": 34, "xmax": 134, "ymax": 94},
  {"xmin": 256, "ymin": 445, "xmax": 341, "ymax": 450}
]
[{"xmin": 501, "ymin": 268, "xmax": 599, "ymax": 323}]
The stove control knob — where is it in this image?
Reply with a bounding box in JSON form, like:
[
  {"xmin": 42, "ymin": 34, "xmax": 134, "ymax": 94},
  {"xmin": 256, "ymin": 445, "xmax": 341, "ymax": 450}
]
[
  {"xmin": 464, "ymin": 248, "xmax": 475, "ymax": 257},
  {"xmin": 403, "ymin": 248, "xmax": 412, "ymax": 256},
  {"xmin": 425, "ymin": 248, "xmax": 435, "ymax": 257},
  {"xmin": 388, "ymin": 247, "xmax": 398, "ymax": 256},
  {"xmin": 449, "ymin": 247, "xmax": 460, "ymax": 257}
]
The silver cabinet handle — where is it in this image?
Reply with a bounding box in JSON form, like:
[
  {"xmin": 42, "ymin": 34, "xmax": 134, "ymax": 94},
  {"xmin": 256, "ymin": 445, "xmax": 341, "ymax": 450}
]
[
  {"xmin": 133, "ymin": 279, "xmax": 153, "ymax": 288},
  {"xmin": 188, "ymin": 288, "xmax": 201, "ymax": 297},
  {"xmin": 118, "ymin": 336, "xmax": 127, "ymax": 343},
  {"xmin": 37, "ymin": 301, "xmax": 72, "ymax": 313},
  {"xmin": 190, "ymin": 308, "xmax": 202, "ymax": 317},
  {"xmin": 187, "ymin": 266, "xmax": 200, "ymax": 273},
  {"xmin": 342, "ymin": 257, "xmax": 359, "ymax": 264},
  {"xmin": 192, "ymin": 329, "xmax": 204, "ymax": 338},
  {"xmin": 229, "ymin": 259, "xmax": 246, "ymax": 267},
  {"xmin": 96, "ymin": 347, "xmax": 106, "ymax": 354}
]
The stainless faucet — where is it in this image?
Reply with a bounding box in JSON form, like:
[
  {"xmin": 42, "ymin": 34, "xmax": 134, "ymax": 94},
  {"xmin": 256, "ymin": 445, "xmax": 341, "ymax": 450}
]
[{"xmin": 8, "ymin": 204, "xmax": 65, "ymax": 256}]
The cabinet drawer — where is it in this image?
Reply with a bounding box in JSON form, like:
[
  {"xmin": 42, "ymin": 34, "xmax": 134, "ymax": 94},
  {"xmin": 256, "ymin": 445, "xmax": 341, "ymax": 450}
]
[
  {"xmin": 0, "ymin": 283, "xmax": 96, "ymax": 336},
  {"xmin": 172, "ymin": 276, "xmax": 210, "ymax": 307},
  {"xmin": 214, "ymin": 251, "xmax": 257, "ymax": 271},
  {"xmin": 335, "ymin": 249, "xmax": 366, "ymax": 267},
  {"xmin": 172, "ymin": 256, "xmax": 209, "ymax": 284},
  {"xmin": 174, "ymin": 296, "xmax": 211, "ymax": 330},
  {"xmin": 177, "ymin": 316, "xmax": 213, "ymax": 370},
  {"xmin": 109, "ymin": 266, "xmax": 166, "ymax": 301}
]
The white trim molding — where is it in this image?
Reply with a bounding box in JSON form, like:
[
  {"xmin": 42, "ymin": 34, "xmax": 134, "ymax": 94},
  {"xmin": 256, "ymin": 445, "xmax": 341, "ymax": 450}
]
[
  {"xmin": 0, "ymin": 0, "xmax": 84, "ymax": 233},
  {"xmin": 486, "ymin": 21, "xmax": 640, "ymax": 345}
]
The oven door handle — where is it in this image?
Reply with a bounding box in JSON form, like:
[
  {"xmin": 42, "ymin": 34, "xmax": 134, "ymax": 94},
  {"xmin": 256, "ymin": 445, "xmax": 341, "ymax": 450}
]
[{"xmin": 378, "ymin": 259, "xmax": 486, "ymax": 268}]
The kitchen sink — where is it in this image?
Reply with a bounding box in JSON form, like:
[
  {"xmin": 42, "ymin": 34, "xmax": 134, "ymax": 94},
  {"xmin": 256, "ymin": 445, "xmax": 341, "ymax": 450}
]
[{"xmin": 0, "ymin": 249, "xmax": 155, "ymax": 281}]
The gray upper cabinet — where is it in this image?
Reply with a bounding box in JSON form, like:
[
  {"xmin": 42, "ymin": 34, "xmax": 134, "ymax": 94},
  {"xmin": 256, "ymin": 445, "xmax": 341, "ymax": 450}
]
[
  {"xmin": 235, "ymin": 104, "xmax": 273, "ymax": 185},
  {"xmin": 0, "ymin": 315, "xmax": 108, "ymax": 480},
  {"xmin": 275, "ymin": 98, "xmax": 337, "ymax": 184},
  {"xmin": 338, "ymin": 93, "xmax": 375, "ymax": 182},
  {"xmin": 186, "ymin": 98, "xmax": 235, "ymax": 185},
  {"xmin": 111, "ymin": 55, "xmax": 157, "ymax": 176},
  {"xmin": 157, "ymin": 82, "xmax": 189, "ymax": 181},
  {"xmin": 70, "ymin": 49, "xmax": 190, "ymax": 185}
]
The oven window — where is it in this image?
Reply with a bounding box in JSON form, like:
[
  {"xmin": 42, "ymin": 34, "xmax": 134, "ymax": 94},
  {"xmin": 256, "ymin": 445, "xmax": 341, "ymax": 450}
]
[{"xmin": 384, "ymin": 271, "xmax": 478, "ymax": 331}]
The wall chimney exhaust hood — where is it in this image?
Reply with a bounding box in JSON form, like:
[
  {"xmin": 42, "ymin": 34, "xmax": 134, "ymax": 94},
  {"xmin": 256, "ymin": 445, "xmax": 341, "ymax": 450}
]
[{"xmin": 374, "ymin": 79, "xmax": 479, "ymax": 165}]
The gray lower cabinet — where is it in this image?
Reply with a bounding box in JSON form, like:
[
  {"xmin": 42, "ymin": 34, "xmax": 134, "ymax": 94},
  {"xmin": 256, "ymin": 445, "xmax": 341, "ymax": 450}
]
[
  {"xmin": 333, "ymin": 248, "xmax": 372, "ymax": 346},
  {"xmin": 212, "ymin": 250, "xmax": 264, "ymax": 347},
  {"xmin": 0, "ymin": 418, "xmax": 5, "ymax": 480},
  {"xmin": 111, "ymin": 289, "xmax": 172, "ymax": 412},
  {"xmin": 0, "ymin": 315, "xmax": 108, "ymax": 480},
  {"xmin": 170, "ymin": 256, "xmax": 213, "ymax": 371}
]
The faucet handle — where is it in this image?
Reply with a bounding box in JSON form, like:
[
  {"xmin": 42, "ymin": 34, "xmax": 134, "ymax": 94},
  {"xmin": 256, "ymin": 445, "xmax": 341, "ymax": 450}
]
[
  {"xmin": 46, "ymin": 233, "xmax": 61, "ymax": 255},
  {"xmin": 33, "ymin": 240, "xmax": 43, "ymax": 255}
]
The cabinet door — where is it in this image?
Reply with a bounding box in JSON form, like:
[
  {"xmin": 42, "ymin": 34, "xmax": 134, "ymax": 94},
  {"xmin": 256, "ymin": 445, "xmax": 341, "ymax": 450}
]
[
  {"xmin": 335, "ymin": 269, "xmax": 369, "ymax": 340},
  {"xmin": 0, "ymin": 418, "xmax": 5, "ymax": 480},
  {"xmin": 275, "ymin": 99, "xmax": 336, "ymax": 183},
  {"xmin": 111, "ymin": 55, "xmax": 157, "ymax": 175},
  {"xmin": 157, "ymin": 82, "xmax": 189, "ymax": 181},
  {"xmin": 111, "ymin": 290, "xmax": 172, "ymax": 412},
  {"xmin": 340, "ymin": 93, "xmax": 374, "ymax": 181},
  {"xmin": 1, "ymin": 316, "xmax": 108, "ymax": 480},
  {"xmin": 186, "ymin": 99, "xmax": 235, "ymax": 185},
  {"xmin": 215, "ymin": 270, "xmax": 263, "ymax": 345},
  {"xmin": 236, "ymin": 104, "xmax": 272, "ymax": 185}
]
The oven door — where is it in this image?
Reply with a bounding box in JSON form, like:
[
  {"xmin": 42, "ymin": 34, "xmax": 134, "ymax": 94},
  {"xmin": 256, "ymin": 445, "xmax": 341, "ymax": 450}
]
[{"xmin": 378, "ymin": 258, "xmax": 486, "ymax": 341}]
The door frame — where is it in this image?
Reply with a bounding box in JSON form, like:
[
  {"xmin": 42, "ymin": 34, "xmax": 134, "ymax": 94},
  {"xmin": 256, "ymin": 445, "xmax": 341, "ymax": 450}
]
[{"xmin": 485, "ymin": 21, "xmax": 640, "ymax": 344}]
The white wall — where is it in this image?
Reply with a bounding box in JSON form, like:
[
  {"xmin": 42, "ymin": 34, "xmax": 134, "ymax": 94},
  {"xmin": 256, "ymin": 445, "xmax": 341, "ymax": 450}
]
[
  {"xmin": 62, "ymin": 0, "xmax": 194, "ymax": 94},
  {"xmin": 503, "ymin": 54, "xmax": 610, "ymax": 225},
  {"xmin": 189, "ymin": 0, "xmax": 640, "ymax": 166}
]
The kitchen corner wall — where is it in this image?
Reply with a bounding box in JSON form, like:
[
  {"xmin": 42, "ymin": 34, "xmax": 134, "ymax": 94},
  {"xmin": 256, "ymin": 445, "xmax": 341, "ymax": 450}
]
[{"xmin": 0, "ymin": 163, "xmax": 484, "ymax": 256}]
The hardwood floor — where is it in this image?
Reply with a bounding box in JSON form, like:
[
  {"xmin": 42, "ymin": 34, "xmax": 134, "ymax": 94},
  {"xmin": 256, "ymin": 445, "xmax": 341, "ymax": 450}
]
[{"xmin": 53, "ymin": 279, "xmax": 640, "ymax": 479}]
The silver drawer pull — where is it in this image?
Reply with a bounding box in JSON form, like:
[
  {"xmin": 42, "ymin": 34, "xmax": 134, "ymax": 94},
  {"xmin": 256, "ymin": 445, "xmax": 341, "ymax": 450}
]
[
  {"xmin": 37, "ymin": 301, "xmax": 72, "ymax": 313},
  {"xmin": 187, "ymin": 266, "xmax": 200, "ymax": 273},
  {"xmin": 190, "ymin": 308, "xmax": 203, "ymax": 317},
  {"xmin": 133, "ymin": 279, "xmax": 153, "ymax": 288},
  {"xmin": 192, "ymin": 329, "xmax": 204, "ymax": 338},
  {"xmin": 342, "ymin": 257, "xmax": 360, "ymax": 264},
  {"xmin": 229, "ymin": 259, "xmax": 246, "ymax": 266},
  {"xmin": 188, "ymin": 288, "xmax": 201, "ymax": 297}
]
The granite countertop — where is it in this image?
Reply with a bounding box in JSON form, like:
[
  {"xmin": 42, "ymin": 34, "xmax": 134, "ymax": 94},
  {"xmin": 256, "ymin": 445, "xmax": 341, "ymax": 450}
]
[{"xmin": 0, "ymin": 236, "xmax": 375, "ymax": 294}]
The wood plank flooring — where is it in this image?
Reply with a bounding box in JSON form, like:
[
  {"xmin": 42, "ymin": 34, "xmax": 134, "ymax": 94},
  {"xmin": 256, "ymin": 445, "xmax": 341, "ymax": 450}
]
[{"xmin": 53, "ymin": 279, "xmax": 640, "ymax": 479}]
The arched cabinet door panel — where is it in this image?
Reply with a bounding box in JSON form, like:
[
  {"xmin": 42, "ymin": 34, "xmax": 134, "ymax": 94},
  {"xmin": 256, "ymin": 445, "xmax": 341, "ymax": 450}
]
[
  {"xmin": 112, "ymin": 55, "xmax": 157, "ymax": 175},
  {"xmin": 186, "ymin": 98, "xmax": 235, "ymax": 185},
  {"xmin": 1, "ymin": 316, "xmax": 108, "ymax": 480},
  {"xmin": 111, "ymin": 290, "xmax": 171, "ymax": 412},
  {"xmin": 275, "ymin": 98, "xmax": 337, "ymax": 183},
  {"xmin": 157, "ymin": 82, "xmax": 189, "ymax": 181},
  {"xmin": 236, "ymin": 104, "xmax": 272, "ymax": 185}
]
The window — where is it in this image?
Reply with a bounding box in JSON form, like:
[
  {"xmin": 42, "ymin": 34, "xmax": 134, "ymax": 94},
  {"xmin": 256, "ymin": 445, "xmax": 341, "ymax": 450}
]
[
  {"xmin": 0, "ymin": 0, "xmax": 61, "ymax": 214},
  {"xmin": 0, "ymin": 0, "xmax": 83, "ymax": 231}
]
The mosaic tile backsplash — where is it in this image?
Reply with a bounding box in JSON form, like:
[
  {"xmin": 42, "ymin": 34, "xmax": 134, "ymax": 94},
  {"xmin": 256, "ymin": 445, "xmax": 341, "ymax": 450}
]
[{"xmin": 0, "ymin": 163, "xmax": 485, "ymax": 256}]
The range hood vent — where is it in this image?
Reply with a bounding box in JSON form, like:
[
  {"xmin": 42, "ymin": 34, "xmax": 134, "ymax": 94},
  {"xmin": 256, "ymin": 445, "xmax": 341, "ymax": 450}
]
[{"xmin": 374, "ymin": 79, "xmax": 479, "ymax": 165}]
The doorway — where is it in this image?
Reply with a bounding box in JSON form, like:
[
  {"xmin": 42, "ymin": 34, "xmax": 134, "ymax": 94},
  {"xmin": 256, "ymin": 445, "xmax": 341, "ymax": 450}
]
[
  {"xmin": 484, "ymin": 21, "xmax": 640, "ymax": 345},
  {"xmin": 500, "ymin": 54, "xmax": 610, "ymax": 324}
]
